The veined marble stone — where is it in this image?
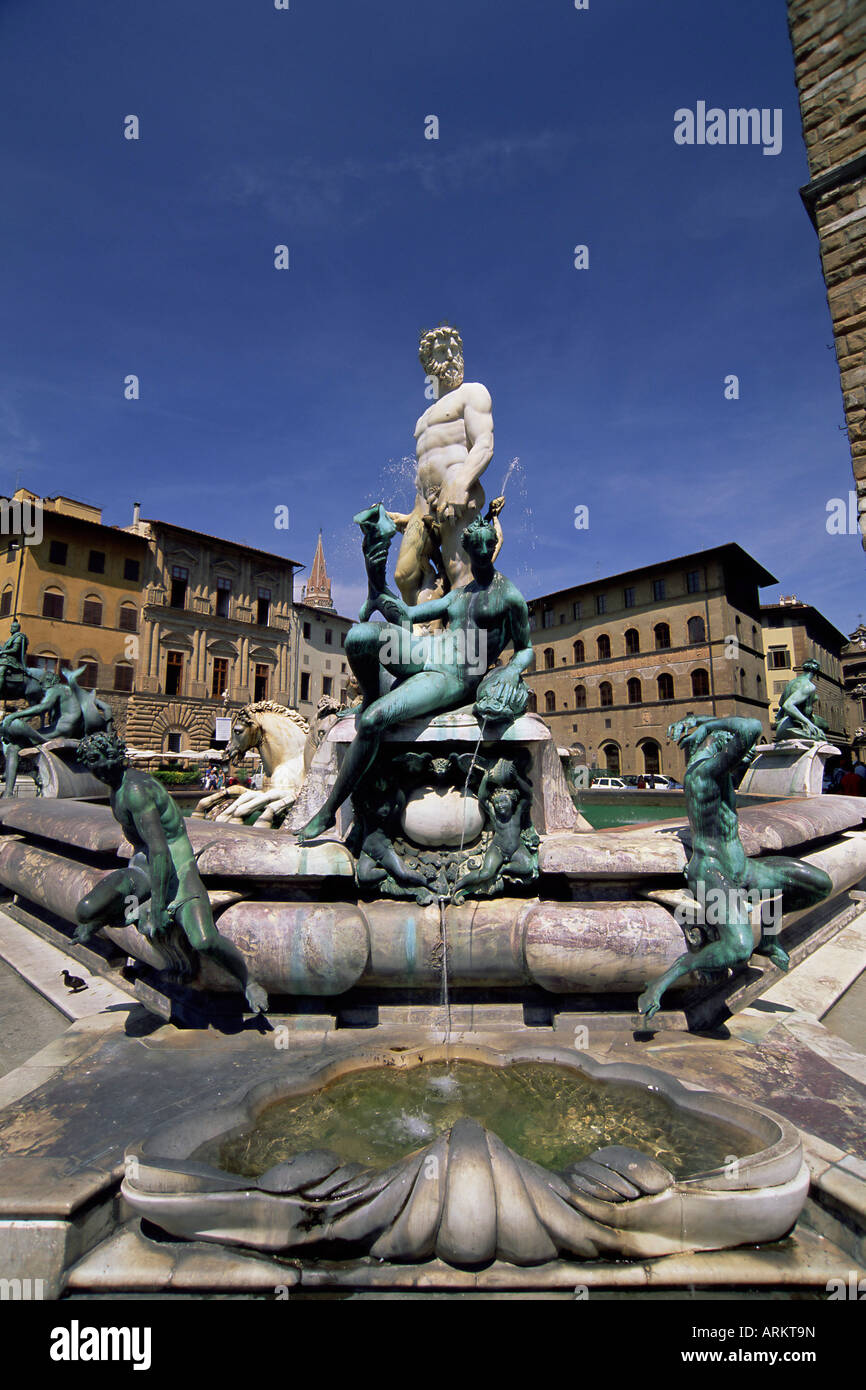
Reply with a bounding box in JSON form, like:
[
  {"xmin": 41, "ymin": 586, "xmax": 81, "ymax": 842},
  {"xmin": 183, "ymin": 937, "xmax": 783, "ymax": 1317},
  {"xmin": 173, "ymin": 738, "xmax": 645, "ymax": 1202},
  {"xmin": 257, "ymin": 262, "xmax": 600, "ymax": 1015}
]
[
  {"xmin": 289, "ymin": 707, "xmax": 587, "ymax": 836},
  {"xmin": 402, "ymin": 787, "xmax": 484, "ymax": 846},
  {"xmin": 739, "ymin": 741, "xmax": 840, "ymax": 798}
]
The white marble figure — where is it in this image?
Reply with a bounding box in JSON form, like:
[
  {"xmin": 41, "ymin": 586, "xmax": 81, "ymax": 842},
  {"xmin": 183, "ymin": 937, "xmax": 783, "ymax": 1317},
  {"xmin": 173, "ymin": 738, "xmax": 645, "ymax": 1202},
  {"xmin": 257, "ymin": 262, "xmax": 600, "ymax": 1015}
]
[
  {"xmin": 191, "ymin": 702, "xmax": 309, "ymax": 826},
  {"xmin": 389, "ymin": 324, "xmax": 496, "ymax": 606}
]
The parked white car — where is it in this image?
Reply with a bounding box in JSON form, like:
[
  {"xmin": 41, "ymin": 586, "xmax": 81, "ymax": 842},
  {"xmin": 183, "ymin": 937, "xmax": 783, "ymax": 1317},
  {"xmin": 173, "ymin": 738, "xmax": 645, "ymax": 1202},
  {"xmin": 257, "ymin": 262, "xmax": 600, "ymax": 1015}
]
[{"xmin": 591, "ymin": 777, "xmax": 629, "ymax": 790}]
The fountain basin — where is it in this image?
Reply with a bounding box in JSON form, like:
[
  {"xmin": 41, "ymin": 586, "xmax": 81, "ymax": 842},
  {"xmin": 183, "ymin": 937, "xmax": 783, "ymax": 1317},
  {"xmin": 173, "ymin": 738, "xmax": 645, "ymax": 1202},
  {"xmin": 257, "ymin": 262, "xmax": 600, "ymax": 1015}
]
[
  {"xmin": 201, "ymin": 1059, "xmax": 753, "ymax": 1178},
  {"xmin": 122, "ymin": 1043, "xmax": 808, "ymax": 1267}
]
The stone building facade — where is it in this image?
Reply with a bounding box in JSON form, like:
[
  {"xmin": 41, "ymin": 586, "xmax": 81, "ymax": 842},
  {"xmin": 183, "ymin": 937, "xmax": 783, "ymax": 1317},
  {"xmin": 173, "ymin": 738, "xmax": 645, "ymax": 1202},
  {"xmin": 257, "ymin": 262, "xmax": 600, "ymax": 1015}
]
[
  {"xmin": 1, "ymin": 491, "xmax": 369, "ymax": 751},
  {"xmin": 788, "ymin": 0, "xmax": 866, "ymax": 549},
  {"xmin": 120, "ymin": 511, "xmax": 301, "ymax": 751},
  {"xmin": 519, "ymin": 544, "xmax": 775, "ymax": 779},
  {"xmin": 841, "ymin": 622, "xmax": 866, "ymax": 749},
  {"xmin": 760, "ymin": 597, "xmax": 849, "ymax": 746},
  {"xmin": 288, "ymin": 534, "xmax": 354, "ymax": 719},
  {"xmin": 294, "ymin": 602, "xmax": 354, "ymax": 719},
  {"xmin": 0, "ymin": 491, "xmax": 150, "ymax": 731}
]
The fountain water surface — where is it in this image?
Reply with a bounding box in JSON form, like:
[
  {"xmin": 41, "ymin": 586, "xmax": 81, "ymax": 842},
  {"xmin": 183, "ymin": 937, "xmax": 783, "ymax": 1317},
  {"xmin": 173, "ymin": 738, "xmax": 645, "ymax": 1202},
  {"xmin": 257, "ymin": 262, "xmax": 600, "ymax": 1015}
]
[{"xmin": 204, "ymin": 1059, "xmax": 752, "ymax": 1179}]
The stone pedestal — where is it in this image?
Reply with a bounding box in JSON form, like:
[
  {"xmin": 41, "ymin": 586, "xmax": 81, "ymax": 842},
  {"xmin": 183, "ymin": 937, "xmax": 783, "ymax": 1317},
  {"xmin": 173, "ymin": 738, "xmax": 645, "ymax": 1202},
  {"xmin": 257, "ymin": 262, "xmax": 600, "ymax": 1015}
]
[
  {"xmin": 13, "ymin": 739, "xmax": 108, "ymax": 799},
  {"xmin": 289, "ymin": 708, "xmax": 587, "ymax": 836},
  {"xmin": 738, "ymin": 740, "xmax": 840, "ymax": 799}
]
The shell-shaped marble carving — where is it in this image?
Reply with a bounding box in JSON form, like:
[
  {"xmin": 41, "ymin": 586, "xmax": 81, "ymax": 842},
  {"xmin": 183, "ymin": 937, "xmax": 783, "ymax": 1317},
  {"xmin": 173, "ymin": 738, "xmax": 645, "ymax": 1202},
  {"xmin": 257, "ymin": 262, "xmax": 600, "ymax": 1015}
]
[{"xmin": 122, "ymin": 1115, "xmax": 807, "ymax": 1267}]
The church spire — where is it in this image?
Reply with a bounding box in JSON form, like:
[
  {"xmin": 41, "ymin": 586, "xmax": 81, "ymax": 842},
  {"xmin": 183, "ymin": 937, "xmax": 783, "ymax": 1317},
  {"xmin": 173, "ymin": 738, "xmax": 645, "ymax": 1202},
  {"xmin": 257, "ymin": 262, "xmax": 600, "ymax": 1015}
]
[{"xmin": 303, "ymin": 530, "xmax": 334, "ymax": 610}]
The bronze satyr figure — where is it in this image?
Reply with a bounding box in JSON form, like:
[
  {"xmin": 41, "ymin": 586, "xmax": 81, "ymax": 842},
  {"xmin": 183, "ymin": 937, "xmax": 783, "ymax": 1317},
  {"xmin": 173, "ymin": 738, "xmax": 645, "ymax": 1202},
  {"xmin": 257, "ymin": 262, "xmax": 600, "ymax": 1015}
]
[
  {"xmin": 74, "ymin": 732, "xmax": 268, "ymax": 1014},
  {"xmin": 637, "ymin": 716, "xmax": 832, "ymax": 1020}
]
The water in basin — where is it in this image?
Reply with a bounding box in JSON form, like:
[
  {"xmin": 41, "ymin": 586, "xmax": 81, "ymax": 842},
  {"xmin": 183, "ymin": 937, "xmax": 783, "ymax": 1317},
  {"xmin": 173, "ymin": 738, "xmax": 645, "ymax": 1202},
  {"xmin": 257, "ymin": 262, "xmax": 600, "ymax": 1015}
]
[{"xmin": 209, "ymin": 1061, "xmax": 752, "ymax": 1179}]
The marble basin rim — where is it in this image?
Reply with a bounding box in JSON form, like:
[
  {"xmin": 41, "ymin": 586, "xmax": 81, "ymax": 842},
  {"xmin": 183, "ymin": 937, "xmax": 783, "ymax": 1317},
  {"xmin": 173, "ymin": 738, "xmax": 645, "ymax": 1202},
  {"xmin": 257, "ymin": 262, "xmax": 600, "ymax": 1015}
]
[
  {"xmin": 127, "ymin": 1041, "xmax": 799, "ymax": 1187},
  {"xmin": 122, "ymin": 1041, "xmax": 808, "ymax": 1269}
]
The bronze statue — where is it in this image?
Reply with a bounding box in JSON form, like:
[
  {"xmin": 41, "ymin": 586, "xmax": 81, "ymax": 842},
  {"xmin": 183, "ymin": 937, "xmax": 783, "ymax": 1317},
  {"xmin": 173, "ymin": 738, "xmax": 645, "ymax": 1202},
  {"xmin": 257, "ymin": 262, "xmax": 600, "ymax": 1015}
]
[
  {"xmin": 354, "ymin": 503, "xmax": 404, "ymax": 623},
  {"xmin": 350, "ymin": 770, "xmax": 435, "ymax": 904},
  {"xmin": 0, "ymin": 620, "xmax": 28, "ymax": 681},
  {"xmin": 637, "ymin": 715, "xmax": 832, "ymax": 1020},
  {"xmin": 1, "ymin": 664, "xmax": 114, "ymax": 796},
  {"xmin": 452, "ymin": 755, "xmax": 539, "ymax": 903},
  {"xmin": 774, "ymin": 659, "xmax": 830, "ymax": 742},
  {"xmin": 0, "ymin": 620, "xmax": 50, "ymax": 706},
  {"xmin": 297, "ymin": 515, "xmax": 533, "ymax": 843},
  {"xmin": 73, "ymin": 732, "xmax": 268, "ymax": 1014}
]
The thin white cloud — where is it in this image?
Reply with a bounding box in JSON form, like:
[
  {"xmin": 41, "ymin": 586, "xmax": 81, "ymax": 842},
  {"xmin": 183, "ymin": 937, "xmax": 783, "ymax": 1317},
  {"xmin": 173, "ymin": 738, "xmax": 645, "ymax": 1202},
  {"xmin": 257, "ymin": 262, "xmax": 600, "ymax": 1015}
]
[{"xmin": 206, "ymin": 131, "xmax": 576, "ymax": 229}]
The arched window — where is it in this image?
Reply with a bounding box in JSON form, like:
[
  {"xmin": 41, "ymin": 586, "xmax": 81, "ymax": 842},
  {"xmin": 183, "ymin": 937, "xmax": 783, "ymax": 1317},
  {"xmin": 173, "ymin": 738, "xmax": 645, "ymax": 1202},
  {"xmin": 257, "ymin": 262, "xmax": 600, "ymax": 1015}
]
[
  {"xmin": 42, "ymin": 587, "xmax": 64, "ymax": 620},
  {"xmin": 740, "ymin": 667, "xmax": 746, "ymax": 693},
  {"xmin": 573, "ymin": 639, "xmax": 585, "ymax": 664},
  {"xmin": 657, "ymin": 672, "xmax": 674, "ymax": 701},
  {"xmin": 82, "ymin": 594, "xmax": 103, "ymax": 626},
  {"xmin": 526, "ymin": 690, "xmax": 537, "ymax": 713},
  {"xmin": 602, "ymin": 743, "xmax": 621, "ymax": 775},
  {"xmin": 34, "ymin": 651, "xmax": 59, "ymax": 673},
  {"xmin": 114, "ymin": 663, "xmax": 134, "ymax": 692},
  {"xmin": 600, "ymin": 681, "xmax": 613, "ymax": 707},
  {"xmin": 597, "ymin": 633, "xmax": 611, "ymax": 660},
  {"xmin": 627, "ymin": 677, "xmax": 642, "ymax": 704},
  {"xmin": 119, "ymin": 602, "xmax": 138, "ymax": 633},
  {"xmin": 0, "ymin": 585, "xmax": 11, "ymax": 618},
  {"xmin": 624, "ymin": 628, "xmax": 640, "ymax": 655},
  {"xmin": 543, "ymin": 647, "xmax": 555, "ymax": 670},
  {"xmin": 78, "ymin": 660, "xmax": 99, "ymax": 689},
  {"xmin": 641, "ymin": 740, "xmax": 661, "ymax": 775},
  {"xmin": 544, "ymin": 690, "xmax": 556, "ymax": 713},
  {"xmin": 691, "ymin": 668, "xmax": 710, "ymax": 697},
  {"xmin": 574, "ymin": 684, "xmax": 586, "ymax": 709},
  {"xmin": 687, "ymin": 615, "xmax": 705, "ymax": 644},
  {"xmin": 654, "ymin": 622, "xmax": 670, "ymax": 650}
]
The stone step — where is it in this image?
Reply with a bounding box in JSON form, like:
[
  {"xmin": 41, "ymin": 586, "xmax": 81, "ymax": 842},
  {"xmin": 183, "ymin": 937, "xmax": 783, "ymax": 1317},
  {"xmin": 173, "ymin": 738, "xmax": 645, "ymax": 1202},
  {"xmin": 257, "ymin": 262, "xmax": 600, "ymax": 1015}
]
[{"xmin": 64, "ymin": 1219, "xmax": 861, "ymax": 1294}]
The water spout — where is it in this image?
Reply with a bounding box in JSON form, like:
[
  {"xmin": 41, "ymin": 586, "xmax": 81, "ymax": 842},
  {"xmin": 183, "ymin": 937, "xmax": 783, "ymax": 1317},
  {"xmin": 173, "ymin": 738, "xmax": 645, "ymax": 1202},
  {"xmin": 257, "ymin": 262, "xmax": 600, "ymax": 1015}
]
[
  {"xmin": 500, "ymin": 456, "xmax": 520, "ymax": 495},
  {"xmin": 437, "ymin": 894, "xmax": 452, "ymax": 1050},
  {"xmin": 457, "ymin": 716, "xmax": 488, "ymax": 860}
]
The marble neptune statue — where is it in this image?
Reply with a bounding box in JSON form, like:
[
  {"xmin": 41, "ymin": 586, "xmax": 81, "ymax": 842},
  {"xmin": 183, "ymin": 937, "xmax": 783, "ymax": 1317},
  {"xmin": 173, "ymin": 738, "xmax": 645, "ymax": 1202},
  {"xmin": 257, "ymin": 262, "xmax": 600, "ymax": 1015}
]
[{"xmin": 388, "ymin": 324, "xmax": 499, "ymax": 606}]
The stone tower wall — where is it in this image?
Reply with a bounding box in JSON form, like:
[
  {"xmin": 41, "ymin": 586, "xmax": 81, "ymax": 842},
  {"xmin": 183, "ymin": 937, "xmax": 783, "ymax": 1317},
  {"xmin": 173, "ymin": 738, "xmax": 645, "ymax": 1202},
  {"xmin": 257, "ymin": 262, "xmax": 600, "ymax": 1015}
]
[{"xmin": 788, "ymin": 0, "xmax": 866, "ymax": 551}]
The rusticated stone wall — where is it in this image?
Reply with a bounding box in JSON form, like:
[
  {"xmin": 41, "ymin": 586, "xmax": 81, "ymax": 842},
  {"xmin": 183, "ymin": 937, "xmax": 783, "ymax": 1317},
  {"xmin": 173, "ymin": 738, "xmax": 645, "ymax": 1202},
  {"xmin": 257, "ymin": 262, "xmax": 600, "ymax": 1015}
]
[{"xmin": 788, "ymin": 1, "xmax": 866, "ymax": 550}]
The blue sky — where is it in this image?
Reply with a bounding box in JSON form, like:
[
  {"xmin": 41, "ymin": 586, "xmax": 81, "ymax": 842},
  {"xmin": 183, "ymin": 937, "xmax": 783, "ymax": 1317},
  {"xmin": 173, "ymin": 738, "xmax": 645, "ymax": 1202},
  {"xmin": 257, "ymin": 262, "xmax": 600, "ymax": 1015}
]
[{"xmin": 0, "ymin": 0, "xmax": 862, "ymax": 634}]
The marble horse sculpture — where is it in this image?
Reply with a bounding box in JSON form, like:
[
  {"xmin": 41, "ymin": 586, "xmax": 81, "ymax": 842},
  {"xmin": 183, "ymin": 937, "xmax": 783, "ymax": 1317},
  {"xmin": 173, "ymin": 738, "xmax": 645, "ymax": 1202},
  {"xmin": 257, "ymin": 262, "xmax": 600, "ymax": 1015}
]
[
  {"xmin": 193, "ymin": 702, "xmax": 309, "ymax": 827},
  {"xmin": 637, "ymin": 715, "xmax": 832, "ymax": 1020}
]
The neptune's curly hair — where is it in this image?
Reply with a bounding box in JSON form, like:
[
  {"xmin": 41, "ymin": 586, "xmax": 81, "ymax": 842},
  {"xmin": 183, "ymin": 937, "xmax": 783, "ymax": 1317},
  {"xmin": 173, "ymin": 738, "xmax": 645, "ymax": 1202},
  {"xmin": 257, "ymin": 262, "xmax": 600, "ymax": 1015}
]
[{"xmin": 76, "ymin": 730, "xmax": 128, "ymax": 776}]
